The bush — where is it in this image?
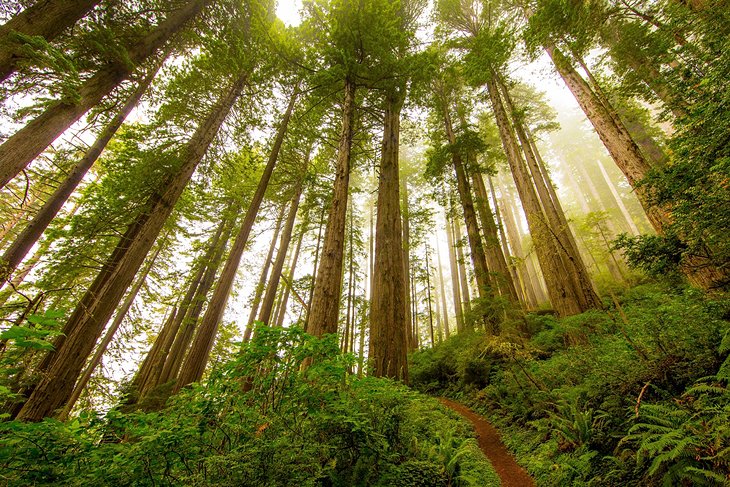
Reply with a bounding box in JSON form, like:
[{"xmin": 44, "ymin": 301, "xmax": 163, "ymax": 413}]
[
  {"xmin": 0, "ymin": 325, "xmax": 500, "ymax": 486},
  {"xmin": 411, "ymin": 283, "xmax": 730, "ymax": 485}
]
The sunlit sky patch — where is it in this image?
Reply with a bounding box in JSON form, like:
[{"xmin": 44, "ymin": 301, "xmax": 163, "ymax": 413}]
[{"xmin": 276, "ymin": 0, "xmax": 303, "ymax": 26}]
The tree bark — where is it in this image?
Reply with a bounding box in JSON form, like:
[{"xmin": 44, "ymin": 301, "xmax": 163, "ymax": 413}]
[
  {"xmin": 304, "ymin": 205, "xmax": 326, "ymax": 329},
  {"xmin": 452, "ymin": 216, "xmax": 473, "ymax": 321},
  {"xmin": 442, "ymin": 104, "xmax": 492, "ymax": 304},
  {"xmin": 0, "ymin": 0, "xmax": 100, "ymax": 81},
  {"xmin": 424, "ymin": 243, "xmax": 436, "ymax": 346},
  {"xmin": 497, "ymin": 186, "xmax": 539, "ymax": 308},
  {"xmin": 308, "ymin": 78, "xmax": 356, "ymax": 337},
  {"xmin": 15, "ymin": 71, "xmax": 245, "ymax": 421},
  {"xmin": 434, "ymin": 235, "xmax": 450, "ymax": 339},
  {"xmin": 136, "ymin": 211, "xmax": 234, "ymax": 398},
  {"xmin": 498, "ymin": 81, "xmax": 601, "ymax": 311},
  {"xmin": 274, "ymin": 226, "xmax": 304, "ymax": 328},
  {"xmin": 0, "ymin": 58, "xmax": 163, "ymax": 284},
  {"xmin": 472, "ymin": 172, "xmax": 519, "ymax": 304},
  {"xmin": 487, "ymin": 75, "xmax": 583, "ymax": 316},
  {"xmin": 58, "ymin": 240, "xmax": 163, "ymax": 419},
  {"xmin": 369, "ymin": 86, "xmax": 408, "ymax": 380},
  {"xmin": 242, "ymin": 204, "xmax": 286, "ymax": 340},
  {"xmin": 444, "ymin": 211, "xmax": 464, "ymax": 332},
  {"xmin": 545, "ymin": 45, "xmax": 668, "ymax": 233},
  {"xmin": 400, "ymin": 174, "xmax": 415, "ymax": 351},
  {"xmin": 174, "ymin": 84, "xmax": 299, "ymax": 391},
  {"xmin": 258, "ymin": 172, "xmax": 305, "ymax": 325},
  {"xmin": 0, "ymin": 0, "xmax": 210, "ymax": 189},
  {"xmin": 595, "ymin": 158, "xmax": 642, "ymax": 235}
]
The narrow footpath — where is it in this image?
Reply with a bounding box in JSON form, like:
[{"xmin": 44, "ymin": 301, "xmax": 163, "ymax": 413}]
[{"xmin": 439, "ymin": 398, "xmax": 535, "ymax": 487}]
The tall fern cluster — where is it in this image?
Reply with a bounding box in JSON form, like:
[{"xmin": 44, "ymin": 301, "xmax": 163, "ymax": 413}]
[{"xmin": 411, "ymin": 283, "xmax": 730, "ymax": 486}]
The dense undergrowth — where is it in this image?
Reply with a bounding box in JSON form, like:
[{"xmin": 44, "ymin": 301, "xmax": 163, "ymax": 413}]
[
  {"xmin": 411, "ymin": 283, "xmax": 730, "ymax": 486},
  {"xmin": 0, "ymin": 326, "xmax": 499, "ymax": 486}
]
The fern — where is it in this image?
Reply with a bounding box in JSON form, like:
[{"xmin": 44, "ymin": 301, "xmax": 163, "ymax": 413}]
[{"xmin": 621, "ymin": 375, "xmax": 730, "ymax": 486}]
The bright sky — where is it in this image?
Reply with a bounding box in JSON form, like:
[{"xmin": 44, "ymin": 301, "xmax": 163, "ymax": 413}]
[{"xmin": 276, "ymin": 0, "xmax": 303, "ymax": 26}]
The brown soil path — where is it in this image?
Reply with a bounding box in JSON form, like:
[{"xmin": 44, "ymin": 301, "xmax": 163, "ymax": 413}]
[{"xmin": 439, "ymin": 398, "xmax": 535, "ymax": 487}]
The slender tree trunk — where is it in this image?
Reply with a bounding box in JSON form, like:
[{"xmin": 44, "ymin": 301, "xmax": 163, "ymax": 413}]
[
  {"xmin": 15, "ymin": 71, "xmax": 246, "ymax": 421},
  {"xmin": 0, "ymin": 0, "xmax": 210, "ymax": 189},
  {"xmin": 308, "ymin": 78, "xmax": 356, "ymax": 337},
  {"xmin": 174, "ymin": 85, "xmax": 299, "ymax": 391},
  {"xmin": 434, "ymin": 236, "xmax": 450, "ymax": 339},
  {"xmin": 58, "ymin": 241, "xmax": 163, "ymax": 419},
  {"xmin": 424, "ymin": 243, "xmax": 436, "ymax": 346},
  {"xmin": 472, "ymin": 172, "xmax": 519, "ymax": 304},
  {"xmin": 545, "ymin": 45, "xmax": 668, "ymax": 233},
  {"xmin": 453, "ymin": 217, "xmax": 473, "ymax": 320},
  {"xmin": 304, "ymin": 205, "xmax": 326, "ymax": 329},
  {"xmin": 445, "ymin": 211, "xmax": 464, "ymax": 332},
  {"xmin": 342, "ymin": 204, "xmax": 355, "ymax": 352},
  {"xmin": 141, "ymin": 210, "xmax": 235, "ymax": 395},
  {"xmin": 497, "ymin": 188, "xmax": 539, "ymax": 308},
  {"xmin": 500, "ymin": 84, "xmax": 601, "ymax": 311},
  {"xmin": 487, "ymin": 75, "xmax": 584, "ymax": 316},
  {"xmin": 410, "ymin": 270, "xmax": 418, "ymax": 346},
  {"xmin": 156, "ymin": 218, "xmax": 234, "ymax": 388},
  {"xmin": 274, "ymin": 226, "xmax": 304, "ymax": 328},
  {"xmin": 258, "ymin": 173, "xmax": 305, "ymax": 325},
  {"xmin": 0, "ymin": 0, "xmax": 100, "ymax": 81},
  {"xmin": 442, "ymin": 104, "xmax": 492, "ymax": 304},
  {"xmin": 401, "ymin": 175, "xmax": 415, "ymax": 351},
  {"xmin": 369, "ymin": 86, "xmax": 408, "ymax": 380},
  {"xmin": 0, "ymin": 59, "xmax": 164, "ymax": 283},
  {"xmin": 243, "ymin": 204, "xmax": 286, "ymax": 340},
  {"xmin": 595, "ymin": 159, "xmax": 641, "ymax": 235},
  {"xmin": 487, "ymin": 175, "xmax": 529, "ymax": 305}
]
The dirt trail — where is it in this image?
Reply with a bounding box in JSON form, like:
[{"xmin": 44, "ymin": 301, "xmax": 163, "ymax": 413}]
[{"xmin": 439, "ymin": 398, "xmax": 535, "ymax": 487}]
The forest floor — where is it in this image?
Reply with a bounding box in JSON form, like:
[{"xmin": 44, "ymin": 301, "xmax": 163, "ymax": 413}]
[{"xmin": 439, "ymin": 398, "xmax": 535, "ymax": 487}]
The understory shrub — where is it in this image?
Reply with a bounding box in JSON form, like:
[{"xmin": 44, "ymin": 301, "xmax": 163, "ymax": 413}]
[
  {"xmin": 0, "ymin": 325, "xmax": 499, "ymax": 486},
  {"xmin": 411, "ymin": 283, "xmax": 730, "ymax": 486}
]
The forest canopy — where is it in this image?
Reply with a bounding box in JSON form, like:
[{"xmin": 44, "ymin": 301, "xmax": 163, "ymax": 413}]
[{"xmin": 0, "ymin": 0, "xmax": 728, "ymax": 485}]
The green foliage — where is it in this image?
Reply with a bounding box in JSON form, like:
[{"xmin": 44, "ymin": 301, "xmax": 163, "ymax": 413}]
[
  {"xmin": 0, "ymin": 326, "xmax": 498, "ymax": 486},
  {"xmin": 411, "ymin": 283, "xmax": 730, "ymax": 485}
]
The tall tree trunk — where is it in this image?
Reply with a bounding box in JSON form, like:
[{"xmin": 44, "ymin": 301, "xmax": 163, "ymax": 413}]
[
  {"xmin": 304, "ymin": 205, "xmax": 326, "ymax": 329},
  {"xmin": 497, "ymin": 187, "xmax": 539, "ymax": 308},
  {"xmin": 369, "ymin": 86, "xmax": 408, "ymax": 380},
  {"xmin": 570, "ymin": 50, "xmax": 669, "ymax": 168},
  {"xmin": 434, "ymin": 235, "xmax": 450, "ymax": 339},
  {"xmin": 400, "ymin": 175, "xmax": 415, "ymax": 351},
  {"xmin": 140, "ymin": 210, "xmax": 234, "ymax": 396},
  {"xmin": 0, "ymin": 58, "xmax": 164, "ymax": 284},
  {"xmin": 308, "ymin": 78, "xmax": 356, "ymax": 337},
  {"xmin": 453, "ymin": 217, "xmax": 473, "ymax": 321},
  {"xmin": 545, "ymin": 45, "xmax": 668, "ymax": 233},
  {"xmin": 342, "ymin": 203, "xmax": 354, "ymax": 353},
  {"xmin": 444, "ymin": 211, "xmax": 464, "ymax": 332},
  {"xmin": 595, "ymin": 159, "xmax": 642, "ymax": 235},
  {"xmin": 58, "ymin": 240, "xmax": 163, "ymax": 419},
  {"xmin": 410, "ymin": 270, "xmax": 418, "ymax": 346},
  {"xmin": 424, "ymin": 243, "xmax": 436, "ymax": 346},
  {"xmin": 499, "ymin": 82, "xmax": 601, "ymax": 311},
  {"xmin": 258, "ymin": 173, "xmax": 305, "ymax": 325},
  {"xmin": 0, "ymin": 0, "xmax": 100, "ymax": 81},
  {"xmin": 472, "ymin": 172, "xmax": 519, "ymax": 304},
  {"xmin": 487, "ymin": 174, "xmax": 529, "ymax": 304},
  {"xmin": 274, "ymin": 226, "xmax": 304, "ymax": 328},
  {"xmin": 15, "ymin": 71, "xmax": 246, "ymax": 421},
  {"xmin": 487, "ymin": 75, "xmax": 584, "ymax": 317},
  {"xmin": 243, "ymin": 204, "xmax": 286, "ymax": 340},
  {"xmin": 174, "ymin": 85, "xmax": 299, "ymax": 391},
  {"xmin": 0, "ymin": 0, "xmax": 210, "ymax": 189},
  {"xmin": 442, "ymin": 103, "xmax": 492, "ymax": 304}
]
